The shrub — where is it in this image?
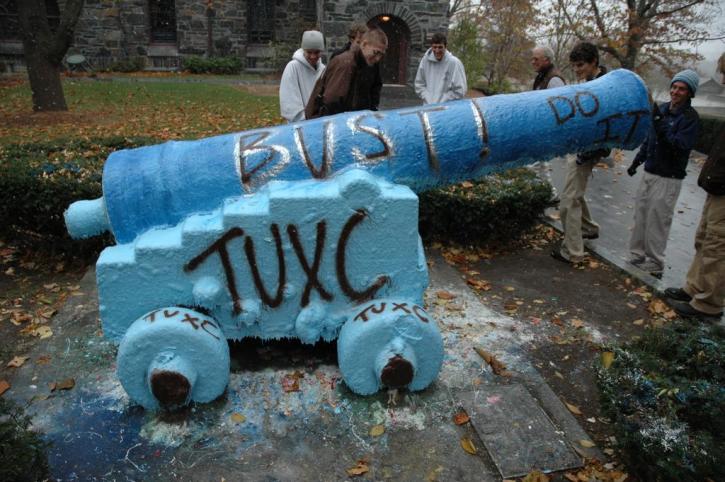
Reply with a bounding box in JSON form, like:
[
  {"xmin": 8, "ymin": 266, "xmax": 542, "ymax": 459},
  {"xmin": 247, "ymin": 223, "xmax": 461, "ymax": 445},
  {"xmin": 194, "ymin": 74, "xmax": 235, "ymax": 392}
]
[
  {"xmin": 183, "ymin": 56, "xmax": 243, "ymax": 75},
  {"xmin": 0, "ymin": 137, "xmax": 156, "ymax": 252},
  {"xmin": 0, "ymin": 398, "xmax": 49, "ymax": 482},
  {"xmin": 107, "ymin": 57, "xmax": 146, "ymax": 73},
  {"xmin": 418, "ymin": 168, "xmax": 552, "ymax": 245},
  {"xmin": 597, "ymin": 322, "xmax": 725, "ymax": 481},
  {"xmin": 696, "ymin": 115, "xmax": 724, "ymax": 155}
]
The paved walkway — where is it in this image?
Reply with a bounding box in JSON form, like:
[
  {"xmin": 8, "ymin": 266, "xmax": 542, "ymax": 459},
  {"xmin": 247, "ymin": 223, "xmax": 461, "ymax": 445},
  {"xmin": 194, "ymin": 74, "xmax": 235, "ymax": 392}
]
[{"xmin": 546, "ymin": 151, "xmax": 707, "ymax": 293}]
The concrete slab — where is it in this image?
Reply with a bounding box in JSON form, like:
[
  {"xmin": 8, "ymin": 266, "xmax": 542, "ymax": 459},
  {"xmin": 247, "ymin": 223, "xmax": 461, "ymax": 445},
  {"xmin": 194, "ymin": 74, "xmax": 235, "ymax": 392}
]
[{"xmin": 4, "ymin": 243, "xmax": 598, "ymax": 481}]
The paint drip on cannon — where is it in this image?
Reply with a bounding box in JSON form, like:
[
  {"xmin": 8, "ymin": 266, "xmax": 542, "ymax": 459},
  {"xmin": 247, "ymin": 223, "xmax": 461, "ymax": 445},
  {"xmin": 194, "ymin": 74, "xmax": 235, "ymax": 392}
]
[{"xmin": 65, "ymin": 69, "xmax": 651, "ymax": 410}]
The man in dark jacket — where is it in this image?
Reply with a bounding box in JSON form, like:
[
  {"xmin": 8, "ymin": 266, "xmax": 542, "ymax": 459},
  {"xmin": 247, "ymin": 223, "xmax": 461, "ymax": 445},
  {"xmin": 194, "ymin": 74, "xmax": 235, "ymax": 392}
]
[
  {"xmin": 626, "ymin": 69, "xmax": 701, "ymax": 277},
  {"xmin": 664, "ymin": 127, "xmax": 724, "ymax": 321},
  {"xmin": 305, "ymin": 29, "xmax": 387, "ymax": 118}
]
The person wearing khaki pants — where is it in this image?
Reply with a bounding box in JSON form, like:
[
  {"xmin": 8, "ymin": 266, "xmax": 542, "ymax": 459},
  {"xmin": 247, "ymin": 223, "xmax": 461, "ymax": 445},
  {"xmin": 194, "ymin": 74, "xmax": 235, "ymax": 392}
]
[
  {"xmin": 552, "ymin": 42, "xmax": 607, "ymax": 264},
  {"xmin": 665, "ymin": 129, "xmax": 725, "ymax": 321}
]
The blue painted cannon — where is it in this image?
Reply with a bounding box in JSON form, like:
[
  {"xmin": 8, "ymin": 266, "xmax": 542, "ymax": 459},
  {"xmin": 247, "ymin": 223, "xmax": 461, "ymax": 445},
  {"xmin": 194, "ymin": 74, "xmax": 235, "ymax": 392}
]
[{"xmin": 65, "ymin": 69, "xmax": 651, "ymax": 410}]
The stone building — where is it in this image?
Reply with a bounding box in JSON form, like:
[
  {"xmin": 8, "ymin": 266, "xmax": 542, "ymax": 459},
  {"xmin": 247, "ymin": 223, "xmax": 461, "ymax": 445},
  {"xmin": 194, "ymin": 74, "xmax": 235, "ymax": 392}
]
[{"xmin": 0, "ymin": 0, "xmax": 451, "ymax": 85}]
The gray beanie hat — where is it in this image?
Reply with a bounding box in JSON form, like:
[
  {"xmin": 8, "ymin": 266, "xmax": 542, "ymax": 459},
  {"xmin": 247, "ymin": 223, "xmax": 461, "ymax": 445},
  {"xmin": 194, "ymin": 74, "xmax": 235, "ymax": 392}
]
[
  {"xmin": 671, "ymin": 69, "xmax": 699, "ymax": 97},
  {"xmin": 301, "ymin": 30, "xmax": 324, "ymax": 51}
]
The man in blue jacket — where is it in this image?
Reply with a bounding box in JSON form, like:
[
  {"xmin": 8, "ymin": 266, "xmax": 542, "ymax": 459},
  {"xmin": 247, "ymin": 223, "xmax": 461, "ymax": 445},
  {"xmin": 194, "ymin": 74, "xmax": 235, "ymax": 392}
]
[{"xmin": 627, "ymin": 70, "xmax": 700, "ymax": 277}]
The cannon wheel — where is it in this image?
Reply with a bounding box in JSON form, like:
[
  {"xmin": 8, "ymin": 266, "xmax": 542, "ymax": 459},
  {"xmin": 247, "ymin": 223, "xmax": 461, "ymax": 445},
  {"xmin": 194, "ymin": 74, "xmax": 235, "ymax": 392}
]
[
  {"xmin": 117, "ymin": 307, "xmax": 229, "ymax": 410},
  {"xmin": 337, "ymin": 299, "xmax": 444, "ymax": 395}
]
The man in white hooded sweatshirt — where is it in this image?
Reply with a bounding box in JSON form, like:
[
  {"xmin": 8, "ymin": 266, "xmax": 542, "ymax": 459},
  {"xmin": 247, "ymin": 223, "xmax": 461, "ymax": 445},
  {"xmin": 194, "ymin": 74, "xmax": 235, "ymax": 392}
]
[
  {"xmin": 414, "ymin": 33, "xmax": 467, "ymax": 105},
  {"xmin": 279, "ymin": 31, "xmax": 326, "ymax": 123}
]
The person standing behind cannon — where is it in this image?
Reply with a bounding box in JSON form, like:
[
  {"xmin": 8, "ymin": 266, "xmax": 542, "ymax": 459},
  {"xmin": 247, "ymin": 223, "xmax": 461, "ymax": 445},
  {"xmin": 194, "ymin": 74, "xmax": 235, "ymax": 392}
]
[
  {"xmin": 663, "ymin": 127, "xmax": 725, "ymax": 321},
  {"xmin": 530, "ymin": 46, "xmax": 566, "ymax": 202},
  {"xmin": 305, "ymin": 29, "xmax": 387, "ymax": 118},
  {"xmin": 279, "ymin": 31, "xmax": 326, "ymax": 123},
  {"xmin": 626, "ymin": 69, "xmax": 701, "ymax": 277},
  {"xmin": 330, "ymin": 22, "xmax": 367, "ymax": 60},
  {"xmin": 414, "ymin": 33, "xmax": 467, "ymax": 104},
  {"xmin": 552, "ymin": 42, "xmax": 608, "ymax": 264}
]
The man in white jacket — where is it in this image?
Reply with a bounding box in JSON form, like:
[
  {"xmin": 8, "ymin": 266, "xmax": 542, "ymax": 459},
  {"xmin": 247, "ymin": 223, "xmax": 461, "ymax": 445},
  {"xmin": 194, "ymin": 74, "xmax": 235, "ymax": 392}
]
[
  {"xmin": 414, "ymin": 33, "xmax": 467, "ymax": 105},
  {"xmin": 279, "ymin": 31, "xmax": 326, "ymax": 123}
]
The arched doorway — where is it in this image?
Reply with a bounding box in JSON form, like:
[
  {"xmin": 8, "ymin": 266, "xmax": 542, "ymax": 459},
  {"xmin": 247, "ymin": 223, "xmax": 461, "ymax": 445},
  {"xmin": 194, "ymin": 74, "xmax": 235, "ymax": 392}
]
[{"xmin": 367, "ymin": 14, "xmax": 410, "ymax": 84}]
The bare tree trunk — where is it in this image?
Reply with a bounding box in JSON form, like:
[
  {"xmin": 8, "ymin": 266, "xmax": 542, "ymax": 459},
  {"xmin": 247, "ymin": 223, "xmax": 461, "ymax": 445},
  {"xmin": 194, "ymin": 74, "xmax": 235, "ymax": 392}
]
[
  {"xmin": 17, "ymin": 0, "xmax": 85, "ymax": 112},
  {"xmin": 25, "ymin": 49, "xmax": 67, "ymax": 111}
]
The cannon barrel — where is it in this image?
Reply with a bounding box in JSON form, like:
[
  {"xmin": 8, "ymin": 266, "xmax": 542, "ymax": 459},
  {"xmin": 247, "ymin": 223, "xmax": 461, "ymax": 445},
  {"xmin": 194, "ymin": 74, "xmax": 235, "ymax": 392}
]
[{"xmin": 65, "ymin": 69, "xmax": 651, "ymax": 243}]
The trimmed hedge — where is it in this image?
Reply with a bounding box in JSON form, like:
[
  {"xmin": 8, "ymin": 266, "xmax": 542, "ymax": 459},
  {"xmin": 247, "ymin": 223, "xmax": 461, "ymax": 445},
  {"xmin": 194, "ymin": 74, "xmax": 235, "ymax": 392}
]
[
  {"xmin": 2, "ymin": 139, "xmax": 552, "ymax": 253},
  {"xmin": 418, "ymin": 168, "xmax": 553, "ymax": 245},
  {"xmin": 696, "ymin": 115, "xmax": 725, "ymax": 155},
  {"xmin": 183, "ymin": 56, "xmax": 243, "ymax": 75},
  {"xmin": 597, "ymin": 322, "xmax": 725, "ymax": 481},
  {"xmin": 0, "ymin": 137, "xmax": 155, "ymax": 251},
  {"xmin": 0, "ymin": 398, "xmax": 49, "ymax": 482}
]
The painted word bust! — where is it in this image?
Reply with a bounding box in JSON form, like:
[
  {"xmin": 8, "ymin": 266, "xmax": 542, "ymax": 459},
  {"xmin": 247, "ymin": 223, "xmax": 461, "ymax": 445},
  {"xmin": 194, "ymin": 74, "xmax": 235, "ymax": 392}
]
[{"xmin": 65, "ymin": 70, "xmax": 651, "ymax": 410}]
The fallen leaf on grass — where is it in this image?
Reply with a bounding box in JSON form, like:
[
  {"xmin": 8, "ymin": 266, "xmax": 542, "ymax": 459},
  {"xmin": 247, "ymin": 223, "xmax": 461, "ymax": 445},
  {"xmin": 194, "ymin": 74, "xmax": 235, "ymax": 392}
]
[
  {"xmin": 49, "ymin": 378, "xmax": 75, "ymax": 391},
  {"xmin": 588, "ymin": 260, "xmax": 600, "ymax": 269},
  {"xmin": 632, "ymin": 318, "xmax": 644, "ymax": 326},
  {"xmin": 0, "ymin": 380, "xmax": 9, "ymax": 396},
  {"xmin": 453, "ymin": 412, "xmax": 470, "ymax": 425},
  {"xmin": 626, "ymin": 303, "xmax": 637, "ymax": 309},
  {"xmin": 474, "ymin": 347, "xmax": 512, "ymax": 377},
  {"xmin": 555, "ymin": 371, "xmax": 564, "ymax": 380},
  {"xmin": 346, "ymin": 460, "xmax": 369, "ymax": 476},
  {"xmin": 231, "ymin": 413, "xmax": 246, "ymax": 423},
  {"xmin": 578, "ymin": 439, "xmax": 596, "ymax": 448},
  {"xmin": 281, "ymin": 371, "xmax": 304, "ymax": 393},
  {"xmin": 7, "ymin": 355, "xmax": 29, "ymax": 368},
  {"xmin": 504, "ymin": 286, "xmax": 515, "ymax": 292},
  {"xmin": 565, "ymin": 401, "xmax": 582, "ymax": 415},
  {"xmin": 436, "ymin": 290, "xmax": 457, "ymax": 300},
  {"xmin": 648, "ymin": 299, "xmax": 677, "ymax": 320},
  {"xmin": 503, "ymin": 302, "xmax": 518, "ymax": 312},
  {"xmin": 460, "ymin": 437, "xmax": 477, "ymax": 454},
  {"xmin": 570, "ymin": 318, "xmax": 584, "ymax": 329},
  {"xmin": 601, "ymin": 351, "xmax": 615, "ymax": 369}
]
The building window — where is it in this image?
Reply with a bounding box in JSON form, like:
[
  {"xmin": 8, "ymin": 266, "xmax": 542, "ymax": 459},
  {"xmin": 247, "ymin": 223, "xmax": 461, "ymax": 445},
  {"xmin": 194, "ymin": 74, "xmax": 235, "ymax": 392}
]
[
  {"xmin": 149, "ymin": 0, "xmax": 177, "ymax": 43},
  {"xmin": 0, "ymin": 0, "xmax": 19, "ymax": 40},
  {"xmin": 45, "ymin": 0, "xmax": 60, "ymax": 31},
  {"xmin": 247, "ymin": 0, "xmax": 274, "ymax": 43},
  {"xmin": 300, "ymin": 0, "xmax": 316, "ymax": 22}
]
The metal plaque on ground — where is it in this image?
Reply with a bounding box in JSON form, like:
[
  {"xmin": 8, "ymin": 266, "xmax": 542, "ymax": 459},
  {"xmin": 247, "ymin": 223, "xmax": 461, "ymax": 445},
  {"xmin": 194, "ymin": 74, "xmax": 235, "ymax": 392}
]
[{"xmin": 459, "ymin": 383, "xmax": 582, "ymax": 479}]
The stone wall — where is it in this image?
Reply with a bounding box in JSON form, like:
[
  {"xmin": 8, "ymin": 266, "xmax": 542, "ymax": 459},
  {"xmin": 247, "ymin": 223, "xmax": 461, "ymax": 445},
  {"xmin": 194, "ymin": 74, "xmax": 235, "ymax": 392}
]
[{"xmin": 1, "ymin": 0, "xmax": 451, "ymax": 81}]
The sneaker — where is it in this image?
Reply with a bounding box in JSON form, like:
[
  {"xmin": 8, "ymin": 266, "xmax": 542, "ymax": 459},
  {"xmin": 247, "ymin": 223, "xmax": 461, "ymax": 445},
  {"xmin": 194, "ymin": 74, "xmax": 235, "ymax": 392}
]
[
  {"xmin": 668, "ymin": 300, "xmax": 723, "ymax": 322},
  {"xmin": 637, "ymin": 260, "xmax": 663, "ymax": 277},
  {"xmin": 551, "ymin": 249, "xmax": 572, "ymax": 264},
  {"xmin": 582, "ymin": 232, "xmax": 599, "ymax": 240},
  {"xmin": 628, "ymin": 255, "xmax": 645, "ymax": 266},
  {"xmin": 664, "ymin": 287, "xmax": 692, "ymax": 302}
]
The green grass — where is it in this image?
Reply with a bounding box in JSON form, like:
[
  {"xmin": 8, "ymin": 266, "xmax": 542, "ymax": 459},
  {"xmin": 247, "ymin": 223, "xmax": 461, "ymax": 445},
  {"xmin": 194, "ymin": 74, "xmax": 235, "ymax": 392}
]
[{"xmin": 0, "ymin": 77, "xmax": 282, "ymax": 143}]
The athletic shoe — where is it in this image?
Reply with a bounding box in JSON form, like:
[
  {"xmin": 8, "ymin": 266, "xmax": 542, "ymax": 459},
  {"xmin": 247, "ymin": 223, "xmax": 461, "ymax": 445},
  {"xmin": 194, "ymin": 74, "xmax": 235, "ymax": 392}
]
[{"xmin": 663, "ymin": 287, "xmax": 692, "ymax": 302}]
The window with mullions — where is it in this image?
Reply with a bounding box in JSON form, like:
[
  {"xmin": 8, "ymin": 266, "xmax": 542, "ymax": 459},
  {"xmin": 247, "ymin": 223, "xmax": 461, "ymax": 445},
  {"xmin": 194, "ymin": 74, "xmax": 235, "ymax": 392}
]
[
  {"xmin": 0, "ymin": 0, "xmax": 19, "ymax": 40},
  {"xmin": 247, "ymin": 0, "xmax": 274, "ymax": 43},
  {"xmin": 0, "ymin": 0, "xmax": 59, "ymax": 40},
  {"xmin": 149, "ymin": 0, "xmax": 177, "ymax": 43},
  {"xmin": 300, "ymin": 0, "xmax": 316, "ymax": 22}
]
